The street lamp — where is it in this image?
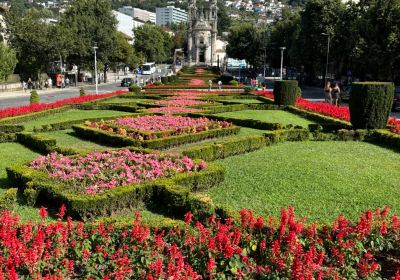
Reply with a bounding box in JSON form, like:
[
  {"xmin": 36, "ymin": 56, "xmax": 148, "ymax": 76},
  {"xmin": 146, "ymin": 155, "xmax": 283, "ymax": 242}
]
[
  {"xmin": 322, "ymin": 33, "xmax": 330, "ymax": 86},
  {"xmin": 280, "ymin": 47, "xmax": 286, "ymax": 80},
  {"xmin": 93, "ymin": 44, "xmax": 98, "ymax": 94}
]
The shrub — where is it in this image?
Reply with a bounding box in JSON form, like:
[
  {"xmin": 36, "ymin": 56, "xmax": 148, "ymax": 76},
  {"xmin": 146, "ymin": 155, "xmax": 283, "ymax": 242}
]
[
  {"xmin": 244, "ymin": 86, "xmax": 252, "ymax": 95},
  {"xmin": 30, "ymin": 90, "xmax": 40, "ymax": 104},
  {"xmin": 220, "ymin": 73, "xmax": 234, "ymax": 84},
  {"xmin": 273, "ymin": 80, "xmax": 301, "ymax": 106},
  {"xmin": 129, "ymin": 84, "xmax": 141, "ymax": 94},
  {"xmin": 230, "ymin": 80, "xmax": 239, "ymax": 87},
  {"xmin": 153, "ymin": 81, "xmax": 162, "ymax": 86},
  {"xmin": 161, "ymin": 76, "xmax": 168, "ymax": 84},
  {"xmin": 79, "ymin": 87, "xmax": 85, "ymax": 96},
  {"xmin": 167, "ymin": 76, "xmax": 173, "ymax": 83},
  {"xmin": 349, "ymin": 82, "xmax": 394, "ymax": 129},
  {"xmin": 0, "ymin": 188, "xmax": 18, "ymax": 211}
]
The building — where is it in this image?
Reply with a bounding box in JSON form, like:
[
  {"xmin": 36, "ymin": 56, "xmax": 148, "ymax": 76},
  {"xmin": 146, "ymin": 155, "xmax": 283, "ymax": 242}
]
[
  {"xmin": 118, "ymin": 6, "xmax": 156, "ymax": 23},
  {"xmin": 187, "ymin": 0, "xmax": 218, "ymax": 66},
  {"xmin": 113, "ymin": 11, "xmax": 134, "ymax": 43},
  {"xmin": 156, "ymin": 6, "xmax": 187, "ymax": 26}
]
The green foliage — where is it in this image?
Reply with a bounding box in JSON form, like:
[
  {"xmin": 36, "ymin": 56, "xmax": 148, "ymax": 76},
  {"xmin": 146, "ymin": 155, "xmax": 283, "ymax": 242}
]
[
  {"xmin": 129, "ymin": 84, "xmax": 141, "ymax": 93},
  {"xmin": 0, "ymin": 125, "xmax": 24, "ymax": 134},
  {"xmin": 153, "ymin": 81, "xmax": 162, "ymax": 86},
  {"xmin": 205, "ymin": 114, "xmax": 283, "ymax": 130},
  {"xmin": 29, "ymin": 90, "xmax": 39, "ymax": 104},
  {"xmin": 229, "ymin": 80, "xmax": 238, "ymax": 87},
  {"xmin": 264, "ymin": 128, "xmax": 310, "ymax": 143},
  {"xmin": 109, "ymin": 32, "xmax": 142, "ymax": 68},
  {"xmin": 16, "ymin": 132, "xmax": 56, "ymax": 153},
  {"xmin": 273, "ymin": 80, "xmax": 301, "ymax": 106},
  {"xmin": 0, "ymin": 188, "xmax": 18, "ymax": 212},
  {"xmin": 367, "ymin": 129, "xmax": 400, "ymax": 152},
  {"xmin": 349, "ymin": 82, "xmax": 394, "ymax": 129},
  {"xmin": 226, "ymin": 23, "xmax": 263, "ymax": 67},
  {"xmin": 0, "ymin": 43, "xmax": 18, "ymax": 82},
  {"xmin": 79, "ymin": 87, "xmax": 85, "ymax": 96},
  {"xmin": 243, "ymin": 86, "xmax": 252, "ymax": 95},
  {"xmin": 181, "ymin": 135, "xmax": 266, "ymax": 162},
  {"xmin": 134, "ymin": 24, "xmax": 172, "ymax": 63}
]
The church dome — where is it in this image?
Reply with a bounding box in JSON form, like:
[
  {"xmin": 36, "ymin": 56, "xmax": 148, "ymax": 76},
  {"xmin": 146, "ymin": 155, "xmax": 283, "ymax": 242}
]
[{"xmin": 193, "ymin": 19, "xmax": 212, "ymax": 31}]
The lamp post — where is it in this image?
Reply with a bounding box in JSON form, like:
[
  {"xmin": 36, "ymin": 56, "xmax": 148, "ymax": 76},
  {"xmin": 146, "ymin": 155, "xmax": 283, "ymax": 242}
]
[
  {"xmin": 280, "ymin": 47, "xmax": 286, "ymax": 80},
  {"xmin": 322, "ymin": 33, "xmax": 330, "ymax": 86},
  {"xmin": 93, "ymin": 44, "xmax": 98, "ymax": 94}
]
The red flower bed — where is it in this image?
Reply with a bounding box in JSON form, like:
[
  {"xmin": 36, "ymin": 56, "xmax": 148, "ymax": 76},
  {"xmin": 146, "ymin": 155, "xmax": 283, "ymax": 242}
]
[
  {"xmin": 0, "ymin": 206, "xmax": 399, "ymax": 279},
  {"xmin": 256, "ymin": 90, "xmax": 351, "ymax": 122},
  {"xmin": 389, "ymin": 117, "xmax": 400, "ymax": 134},
  {"xmin": 189, "ymin": 79, "xmax": 206, "ymax": 86},
  {"xmin": 0, "ymin": 90, "xmax": 128, "ymax": 119}
]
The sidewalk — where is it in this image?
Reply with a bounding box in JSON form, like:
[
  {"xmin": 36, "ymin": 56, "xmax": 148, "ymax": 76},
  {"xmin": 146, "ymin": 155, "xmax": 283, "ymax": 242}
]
[{"xmin": 0, "ymin": 81, "xmax": 117, "ymax": 100}]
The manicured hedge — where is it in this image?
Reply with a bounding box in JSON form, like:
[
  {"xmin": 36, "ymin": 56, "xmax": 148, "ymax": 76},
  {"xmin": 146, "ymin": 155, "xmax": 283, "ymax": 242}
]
[
  {"xmin": 349, "ymin": 82, "xmax": 394, "ymax": 129},
  {"xmin": 73, "ymin": 124, "xmax": 240, "ymax": 150},
  {"xmin": 273, "ymin": 80, "xmax": 301, "ymax": 106},
  {"xmin": 0, "ymin": 125, "xmax": 24, "ymax": 133},
  {"xmin": 264, "ymin": 128, "xmax": 310, "ymax": 143},
  {"xmin": 143, "ymin": 126, "xmax": 241, "ymax": 149},
  {"xmin": 181, "ymin": 135, "xmax": 266, "ymax": 161},
  {"xmin": 6, "ymin": 162, "xmax": 225, "ymax": 221},
  {"xmin": 0, "ymin": 133, "xmax": 17, "ymax": 143},
  {"xmin": 200, "ymin": 104, "xmax": 249, "ymax": 114},
  {"xmin": 0, "ymin": 188, "xmax": 18, "ymax": 212},
  {"xmin": 366, "ymin": 129, "xmax": 400, "ymax": 152},
  {"xmin": 197, "ymin": 114, "xmax": 283, "ymax": 130}
]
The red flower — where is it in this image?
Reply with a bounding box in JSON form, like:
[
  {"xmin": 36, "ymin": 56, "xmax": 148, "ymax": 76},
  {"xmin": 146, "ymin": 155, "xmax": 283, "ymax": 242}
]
[
  {"xmin": 184, "ymin": 212, "xmax": 193, "ymax": 224},
  {"xmin": 39, "ymin": 206, "xmax": 48, "ymax": 221}
]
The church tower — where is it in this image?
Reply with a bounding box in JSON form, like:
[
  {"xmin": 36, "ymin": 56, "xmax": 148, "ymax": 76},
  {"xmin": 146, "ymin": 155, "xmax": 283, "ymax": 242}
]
[{"xmin": 187, "ymin": 0, "xmax": 218, "ymax": 66}]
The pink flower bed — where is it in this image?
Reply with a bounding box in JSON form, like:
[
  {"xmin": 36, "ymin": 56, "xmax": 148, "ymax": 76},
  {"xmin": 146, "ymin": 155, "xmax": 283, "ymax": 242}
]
[
  {"xmin": 155, "ymin": 99, "xmax": 209, "ymax": 107},
  {"xmin": 195, "ymin": 68, "xmax": 205, "ymax": 73},
  {"xmin": 189, "ymin": 79, "xmax": 206, "ymax": 86},
  {"xmin": 114, "ymin": 115, "xmax": 226, "ymax": 132},
  {"xmin": 0, "ymin": 90, "xmax": 128, "ymax": 119},
  {"xmin": 147, "ymin": 107, "xmax": 203, "ymax": 114},
  {"xmin": 30, "ymin": 150, "xmax": 206, "ymax": 195},
  {"xmin": 86, "ymin": 115, "xmax": 232, "ymax": 140}
]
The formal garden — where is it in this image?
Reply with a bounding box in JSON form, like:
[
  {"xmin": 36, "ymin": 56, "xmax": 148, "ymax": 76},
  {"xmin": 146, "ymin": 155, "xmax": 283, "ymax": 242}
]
[{"xmin": 0, "ymin": 67, "xmax": 400, "ymax": 279}]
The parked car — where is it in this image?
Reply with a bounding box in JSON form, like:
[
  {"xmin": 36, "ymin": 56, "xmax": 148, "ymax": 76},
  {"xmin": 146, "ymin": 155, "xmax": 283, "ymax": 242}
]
[
  {"xmin": 121, "ymin": 77, "xmax": 133, "ymax": 87},
  {"xmin": 393, "ymin": 86, "xmax": 400, "ymax": 111}
]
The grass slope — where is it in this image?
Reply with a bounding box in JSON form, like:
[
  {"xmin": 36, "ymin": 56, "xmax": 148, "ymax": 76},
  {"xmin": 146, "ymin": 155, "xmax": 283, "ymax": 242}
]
[
  {"xmin": 214, "ymin": 110, "xmax": 315, "ymax": 127},
  {"xmin": 205, "ymin": 141, "xmax": 400, "ymax": 223},
  {"xmin": 21, "ymin": 109, "xmax": 132, "ymax": 131}
]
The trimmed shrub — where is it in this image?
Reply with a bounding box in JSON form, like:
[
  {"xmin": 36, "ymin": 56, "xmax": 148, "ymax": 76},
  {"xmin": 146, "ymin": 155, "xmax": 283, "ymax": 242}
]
[
  {"xmin": 153, "ymin": 81, "xmax": 162, "ymax": 86},
  {"xmin": 244, "ymin": 86, "xmax": 252, "ymax": 95},
  {"xmin": 349, "ymin": 82, "xmax": 394, "ymax": 129},
  {"xmin": 79, "ymin": 87, "xmax": 85, "ymax": 96},
  {"xmin": 0, "ymin": 188, "xmax": 18, "ymax": 212},
  {"xmin": 167, "ymin": 76, "xmax": 173, "ymax": 83},
  {"xmin": 161, "ymin": 76, "xmax": 168, "ymax": 84},
  {"xmin": 129, "ymin": 84, "xmax": 141, "ymax": 94},
  {"xmin": 220, "ymin": 74, "xmax": 234, "ymax": 84},
  {"xmin": 230, "ymin": 80, "xmax": 239, "ymax": 87},
  {"xmin": 30, "ymin": 90, "xmax": 40, "ymax": 104},
  {"xmin": 273, "ymin": 80, "xmax": 301, "ymax": 106},
  {"xmin": 264, "ymin": 128, "xmax": 310, "ymax": 143}
]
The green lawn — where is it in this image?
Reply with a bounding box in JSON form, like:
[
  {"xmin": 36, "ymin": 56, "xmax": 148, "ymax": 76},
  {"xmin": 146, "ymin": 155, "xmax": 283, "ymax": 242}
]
[
  {"xmin": 204, "ymin": 141, "xmax": 400, "ymax": 223},
  {"xmin": 0, "ymin": 143, "xmax": 45, "ymax": 222},
  {"xmin": 40, "ymin": 129, "xmax": 112, "ymax": 151},
  {"xmin": 223, "ymin": 99, "xmax": 265, "ymax": 104},
  {"xmin": 21, "ymin": 109, "xmax": 132, "ymax": 131},
  {"xmin": 214, "ymin": 110, "xmax": 315, "ymax": 127}
]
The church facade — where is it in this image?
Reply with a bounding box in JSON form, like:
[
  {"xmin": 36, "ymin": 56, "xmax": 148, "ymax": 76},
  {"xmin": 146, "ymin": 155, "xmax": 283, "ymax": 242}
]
[{"xmin": 187, "ymin": 0, "xmax": 218, "ymax": 66}]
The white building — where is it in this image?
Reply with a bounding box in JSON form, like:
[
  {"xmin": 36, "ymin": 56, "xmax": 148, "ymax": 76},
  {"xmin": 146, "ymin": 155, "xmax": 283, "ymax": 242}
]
[
  {"xmin": 113, "ymin": 11, "xmax": 134, "ymax": 43},
  {"xmin": 156, "ymin": 6, "xmax": 188, "ymax": 26},
  {"xmin": 118, "ymin": 6, "xmax": 156, "ymax": 23}
]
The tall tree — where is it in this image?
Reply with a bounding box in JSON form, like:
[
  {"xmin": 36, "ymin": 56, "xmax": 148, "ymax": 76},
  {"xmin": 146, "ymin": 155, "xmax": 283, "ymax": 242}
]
[
  {"xmin": 110, "ymin": 32, "xmax": 142, "ymax": 69},
  {"xmin": 226, "ymin": 23, "xmax": 263, "ymax": 67},
  {"xmin": 0, "ymin": 43, "xmax": 17, "ymax": 81},
  {"xmin": 217, "ymin": 0, "xmax": 231, "ymax": 35},
  {"xmin": 134, "ymin": 24, "xmax": 172, "ymax": 63},
  {"xmin": 60, "ymin": 0, "xmax": 117, "ymax": 72}
]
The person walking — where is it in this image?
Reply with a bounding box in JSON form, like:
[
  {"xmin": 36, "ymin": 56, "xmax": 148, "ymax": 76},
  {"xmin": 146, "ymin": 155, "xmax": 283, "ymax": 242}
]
[
  {"xmin": 65, "ymin": 77, "xmax": 70, "ymax": 88},
  {"xmin": 332, "ymin": 82, "xmax": 341, "ymax": 106},
  {"xmin": 218, "ymin": 80, "xmax": 222, "ymax": 90},
  {"xmin": 324, "ymin": 81, "xmax": 332, "ymax": 104},
  {"xmin": 27, "ymin": 78, "xmax": 33, "ymax": 90},
  {"xmin": 22, "ymin": 81, "xmax": 27, "ymax": 93},
  {"xmin": 208, "ymin": 79, "xmax": 212, "ymax": 92}
]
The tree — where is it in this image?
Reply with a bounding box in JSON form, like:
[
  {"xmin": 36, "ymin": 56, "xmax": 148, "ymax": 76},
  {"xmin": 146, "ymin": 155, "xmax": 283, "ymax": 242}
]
[
  {"xmin": 226, "ymin": 23, "xmax": 263, "ymax": 67},
  {"xmin": 0, "ymin": 43, "xmax": 17, "ymax": 81},
  {"xmin": 5, "ymin": 8, "xmax": 64, "ymax": 78},
  {"xmin": 217, "ymin": 0, "xmax": 231, "ymax": 35},
  {"xmin": 134, "ymin": 24, "xmax": 172, "ymax": 63},
  {"xmin": 60, "ymin": 0, "xmax": 117, "ymax": 76},
  {"xmin": 110, "ymin": 32, "xmax": 142, "ymax": 69}
]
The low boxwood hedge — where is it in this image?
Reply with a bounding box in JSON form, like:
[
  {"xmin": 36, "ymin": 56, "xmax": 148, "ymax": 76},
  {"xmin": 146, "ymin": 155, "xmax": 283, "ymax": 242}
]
[
  {"xmin": 264, "ymin": 128, "xmax": 310, "ymax": 143},
  {"xmin": 181, "ymin": 135, "xmax": 266, "ymax": 161},
  {"xmin": 72, "ymin": 124, "xmax": 240, "ymax": 150},
  {"xmin": 0, "ymin": 125, "xmax": 24, "ymax": 133},
  {"xmin": 6, "ymin": 162, "xmax": 225, "ymax": 221},
  {"xmin": 0, "ymin": 133, "xmax": 17, "ymax": 143}
]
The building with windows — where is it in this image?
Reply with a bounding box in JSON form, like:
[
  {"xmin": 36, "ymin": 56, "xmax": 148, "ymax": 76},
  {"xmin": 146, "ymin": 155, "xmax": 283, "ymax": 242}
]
[
  {"xmin": 118, "ymin": 6, "xmax": 156, "ymax": 23},
  {"xmin": 156, "ymin": 6, "xmax": 187, "ymax": 26}
]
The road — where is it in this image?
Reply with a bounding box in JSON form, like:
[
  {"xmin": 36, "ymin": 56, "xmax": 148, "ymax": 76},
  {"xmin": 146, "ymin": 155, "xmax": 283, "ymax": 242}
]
[{"xmin": 0, "ymin": 66, "xmax": 170, "ymax": 110}]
